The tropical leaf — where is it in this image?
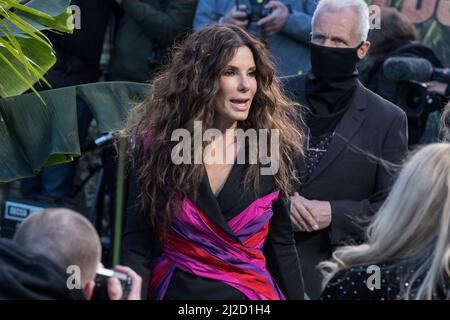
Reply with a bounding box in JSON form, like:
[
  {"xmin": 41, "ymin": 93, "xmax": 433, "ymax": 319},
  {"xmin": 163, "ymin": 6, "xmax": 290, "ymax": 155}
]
[
  {"xmin": 0, "ymin": 82, "xmax": 150, "ymax": 183},
  {"xmin": 0, "ymin": 0, "xmax": 73, "ymax": 98},
  {"xmin": 0, "ymin": 36, "xmax": 55, "ymax": 97}
]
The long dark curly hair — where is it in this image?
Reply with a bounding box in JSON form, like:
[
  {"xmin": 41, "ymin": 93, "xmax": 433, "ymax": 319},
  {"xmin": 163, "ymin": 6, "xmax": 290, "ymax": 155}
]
[{"xmin": 124, "ymin": 24, "xmax": 304, "ymax": 228}]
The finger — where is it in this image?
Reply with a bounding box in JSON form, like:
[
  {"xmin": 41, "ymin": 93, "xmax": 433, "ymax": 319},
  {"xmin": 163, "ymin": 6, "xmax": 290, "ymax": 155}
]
[
  {"xmin": 257, "ymin": 15, "xmax": 275, "ymax": 26},
  {"xmin": 291, "ymin": 201, "xmax": 312, "ymax": 232},
  {"xmin": 237, "ymin": 4, "xmax": 247, "ymax": 11},
  {"xmin": 264, "ymin": 1, "xmax": 280, "ymax": 9},
  {"xmin": 233, "ymin": 19, "xmax": 249, "ymax": 27},
  {"xmin": 114, "ymin": 265, "xmax": 143, "ymax": 300},
  {"xmin": 232, "ymin": 11, "xmax": 248, "ymax": 20},
  {"xmin": 294, "ymin": 199, "xmax": 319, "ymax": 231},
  {"xmin": 107, "ymin": 277, "xmax": 122, "ymax": 300},
  {"xmin": 289, "ymin": 214, "xmax": 302, "ymax": 231},
  {"xmin": 290, "ymin": 211, "xmax": 306, "ymax": 232}
]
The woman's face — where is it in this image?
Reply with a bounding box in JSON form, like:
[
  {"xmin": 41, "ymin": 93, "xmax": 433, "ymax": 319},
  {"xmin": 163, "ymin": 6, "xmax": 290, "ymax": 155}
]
[{"xmin": 214, "ymin": 46, "xmax": 257, "ymax": 130}]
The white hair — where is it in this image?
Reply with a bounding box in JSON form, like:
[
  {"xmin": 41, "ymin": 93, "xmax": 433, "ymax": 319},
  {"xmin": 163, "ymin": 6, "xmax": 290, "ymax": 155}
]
[{"xmin": 312, "ymin": 0, "xmax": 370, "ymax": 43}]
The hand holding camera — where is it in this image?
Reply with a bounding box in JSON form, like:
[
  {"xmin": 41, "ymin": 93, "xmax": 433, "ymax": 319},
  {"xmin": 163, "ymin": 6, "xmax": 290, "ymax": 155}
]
[
  {"xmin": 94, "ymin": 264, "xmax": 142, "ymax": 300},
  {"xmin": 256, "ymin": 1, "xmax": 290, "ymax": 38},
  {"xmin": 222, "ymin": 5, "xmax": 249, "ymax": 27},
  {"xmin": 224, "ymin": 1, "xmax": 289, "ymax": 39},
  {"xmin": 426, "ymin": 81, "xmax": 449, "ymax": 97}
]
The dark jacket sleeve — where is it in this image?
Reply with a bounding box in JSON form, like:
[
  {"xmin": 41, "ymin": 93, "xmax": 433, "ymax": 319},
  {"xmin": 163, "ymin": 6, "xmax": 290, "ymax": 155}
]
[
  {"xmin": 48, "ymin": 0, "xmax": 112, "ymax": 66},
  {"xmin": 264, "ymin": 196, "xmax": 305, "ymax": 299},
  {"xmin": 120, "ymin": 0, "xmax": 197, "ymax": 45},
  {"xmin": 329, "ymin": 110, "xmax": 408, "ymax": 244},
  {"xmin": 281, "ymin": 0, "xmax": 317, "ymax": 44},
  {"xmin": 120, "ymin": 159, "xmax": 159, "ymax": 299}
]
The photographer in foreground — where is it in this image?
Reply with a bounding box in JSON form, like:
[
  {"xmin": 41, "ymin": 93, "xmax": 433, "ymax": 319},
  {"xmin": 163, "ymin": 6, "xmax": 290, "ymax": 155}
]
[
  {"xmin": 0, "ymin": 208, "xmax": 141, "ymax": 300},
  {"xmin": 193, "ymin": 0, "xmax": 318, "ymax": 76}
]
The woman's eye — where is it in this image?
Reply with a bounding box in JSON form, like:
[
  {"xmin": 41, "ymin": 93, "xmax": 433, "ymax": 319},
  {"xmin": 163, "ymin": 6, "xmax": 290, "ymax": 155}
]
[
  {"xmin": 224, "ymin": 69, "xmax": 235, "ymax": 76},
  {"xmin": 248, "ymin": 71, "xmax": 256, "ymax": 77}
]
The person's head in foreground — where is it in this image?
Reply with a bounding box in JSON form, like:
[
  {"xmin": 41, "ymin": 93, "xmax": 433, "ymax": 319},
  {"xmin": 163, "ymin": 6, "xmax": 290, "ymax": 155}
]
[
  {"xmin": 320, "ymin": 143, "xmax": 450, "ymax": 299},
  {"xmin": 13, "ymin": 208, "xmax": 141, "ymax": 299}
]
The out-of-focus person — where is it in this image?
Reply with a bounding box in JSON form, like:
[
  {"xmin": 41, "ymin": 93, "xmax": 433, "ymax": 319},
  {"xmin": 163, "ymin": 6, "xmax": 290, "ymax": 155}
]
[
  {"xmin": 320, "ymin": 143, "xmax": 450, "ymax": 300},
  {"xmin": 109, "ymin": 0, "xmax": 198, "ymax": 82},
  {"xmin": 193, "ymin": 0, "xmax": 318, "ymax": 76},
  {"xmin": 360, "ymin": 7, "xmax": 448, "ymax": 146}
]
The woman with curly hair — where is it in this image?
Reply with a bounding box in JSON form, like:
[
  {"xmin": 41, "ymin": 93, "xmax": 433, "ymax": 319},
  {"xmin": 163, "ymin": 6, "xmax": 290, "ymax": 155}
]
[{"xmin": 121, "ymin": 24, "xmax": 305, "ymax": 300}]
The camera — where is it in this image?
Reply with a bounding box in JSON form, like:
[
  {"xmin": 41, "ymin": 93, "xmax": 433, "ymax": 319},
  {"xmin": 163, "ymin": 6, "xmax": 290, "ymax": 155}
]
[
  {"xmin": 236, "ymin": 0, "xmax": 272, "ymax": 23},
  {"xmin": 395, "ymin": 81, "xmax": 435, "ymax": 118},
  {"xmin": 92, "ymin": 264, "xmax": 133, "ymax": 300}
]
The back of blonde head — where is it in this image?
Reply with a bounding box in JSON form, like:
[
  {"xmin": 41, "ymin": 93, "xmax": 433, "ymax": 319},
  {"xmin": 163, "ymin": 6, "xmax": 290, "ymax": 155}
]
[{"xmin": 321, "ymin": 143, "xmax": 450, "ymax": 299}]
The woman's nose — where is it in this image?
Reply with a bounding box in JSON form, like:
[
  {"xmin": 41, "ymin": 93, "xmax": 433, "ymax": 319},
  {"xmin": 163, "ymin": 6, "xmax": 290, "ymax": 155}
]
[{"xmin": 238, "ymin": 76, "xmax": 250, "ymax": 92}]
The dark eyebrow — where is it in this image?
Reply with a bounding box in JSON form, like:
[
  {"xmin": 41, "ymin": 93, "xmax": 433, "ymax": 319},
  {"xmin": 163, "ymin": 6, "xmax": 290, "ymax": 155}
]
[
  {"xmin": 226, "ymin": 65, "xmax": 257, "ymax": 71},
  {"xmin": 331, "ymin": 36, "xmax": 349, "ymax": 45},
  {"xmin": 312, "ymin": 32, "xmax": 325, "ymax": 38}
]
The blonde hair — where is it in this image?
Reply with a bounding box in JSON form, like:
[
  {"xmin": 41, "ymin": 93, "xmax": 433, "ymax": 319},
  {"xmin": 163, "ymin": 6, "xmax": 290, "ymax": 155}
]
[{"xmin": 320, "ymin": 143, "xmax": 450, "ymax": 299}]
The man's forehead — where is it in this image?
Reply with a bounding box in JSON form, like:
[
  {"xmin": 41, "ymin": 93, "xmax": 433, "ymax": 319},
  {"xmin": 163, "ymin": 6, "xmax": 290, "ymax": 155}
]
[{"xmin": 313, "ymin": 8, "xmax": 358, "ymax": 39}]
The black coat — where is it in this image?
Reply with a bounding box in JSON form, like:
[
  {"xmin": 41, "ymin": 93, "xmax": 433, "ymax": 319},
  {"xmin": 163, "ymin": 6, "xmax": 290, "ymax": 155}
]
[
  {"xmin": 0, "ymin": 239, "xmax": 85, "ymax": 300},
  {"xmin": 283, "ymin": 75, "xmax": 408, "ymax": 299},
  {"xmin": 121, "ymin": 160, "xmax": 304, "ymax": 300},
  {"xmin": 40, "ymin": 0, "xmax": 113, "ymax": 89}
]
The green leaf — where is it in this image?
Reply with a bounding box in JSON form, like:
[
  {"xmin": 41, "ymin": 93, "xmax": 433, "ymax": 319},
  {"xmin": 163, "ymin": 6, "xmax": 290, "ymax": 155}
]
[
  {"xmin": 0, "ymin": 0, "xmax": 21, "ymax": 11},
  {"xmin": 0, "ymin": 82, "xmax": 150, "ymax": 182},
  {"xmin": 0, "ymin": 0, "xmax": 73, "ymax": 97},
  {"xmin": 0, "ymin": 36, "xmax": 55, "ymax": 98}
]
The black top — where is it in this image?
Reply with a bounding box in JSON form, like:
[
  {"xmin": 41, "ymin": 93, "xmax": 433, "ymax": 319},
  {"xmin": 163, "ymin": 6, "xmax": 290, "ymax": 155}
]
[
  {"xmin": 320, "ymin": 262, "xmax": 450, "ymax": 300},
  {"xmin": 0, "ymin": 239, "xmax": 85, "ymax": 300},
  {"xmin": 121, "ymin": 159, "xmax": 304, "ymax": 300}
]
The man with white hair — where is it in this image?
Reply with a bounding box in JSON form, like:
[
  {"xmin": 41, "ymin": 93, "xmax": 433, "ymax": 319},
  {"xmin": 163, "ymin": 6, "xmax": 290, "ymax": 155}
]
[{"xmin": 283, "ymin": 0, "xmax": 408, "ymax": 298}]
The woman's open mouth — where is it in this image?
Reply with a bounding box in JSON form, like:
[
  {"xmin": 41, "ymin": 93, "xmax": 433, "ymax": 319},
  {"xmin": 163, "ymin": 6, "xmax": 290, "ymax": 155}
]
[{"xmin": 229, "ymin": 98, "xmax": 250, "ymax": 111}]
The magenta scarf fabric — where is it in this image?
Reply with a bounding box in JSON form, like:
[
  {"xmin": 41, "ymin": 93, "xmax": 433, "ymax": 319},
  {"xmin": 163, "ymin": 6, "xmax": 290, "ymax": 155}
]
[{"xmin": 148, "ymin": 190, "xmax": 285, "ymax": 300}]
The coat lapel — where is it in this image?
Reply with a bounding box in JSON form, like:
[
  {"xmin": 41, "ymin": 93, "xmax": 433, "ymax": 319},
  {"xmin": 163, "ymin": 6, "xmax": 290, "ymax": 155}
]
[
  {"xmin": 190, "ymin": 167, "xmax": 241, "ymax": 243},
  {"xmin": 305, "ymin": 81, "xmax": 368, "ymax": 184}
]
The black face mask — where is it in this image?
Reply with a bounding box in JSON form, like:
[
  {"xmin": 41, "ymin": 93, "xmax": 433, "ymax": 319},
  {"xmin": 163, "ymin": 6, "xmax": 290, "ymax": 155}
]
[
  {"xmin": 305, "ymin": 42, "xmax": 364, "ymax": 138},
  {"xmin": 310, "ymin": 42, "xmax": 363, "ymax": 79}
]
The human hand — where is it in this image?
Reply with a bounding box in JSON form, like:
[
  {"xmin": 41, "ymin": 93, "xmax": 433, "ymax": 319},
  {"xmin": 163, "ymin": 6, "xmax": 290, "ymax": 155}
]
[
  {"xmin": 256, "ymin": 1, "xmax": 289, "ymax": 38},
  {"xmin": 426, "ymin": 81, "xmax": 448, "ymax": 96},
  {"xmin": 107, "ymin": 265, "xmax": 142, "ymax": 300},
  {"xmin": 222, "ymin": 5, "xmax": 249, "ymax": 27},
  {"xmin": 290, "ymin": 192, "xmax": 331, "ymax": 232}
]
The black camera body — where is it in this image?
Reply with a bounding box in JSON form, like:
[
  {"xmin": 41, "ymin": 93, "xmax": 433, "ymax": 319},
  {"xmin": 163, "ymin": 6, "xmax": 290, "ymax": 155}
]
[
  {"xmin": 92, "ymin": 266, "xmax": 133, "ymax": 300},
  {"xmin": 236, "ymin": 0, "xmax": 272, "ymax": 22},
  {"xmin": 396, "ymin": 81, "xmax": 435, "ymax": 118}
]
